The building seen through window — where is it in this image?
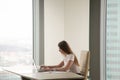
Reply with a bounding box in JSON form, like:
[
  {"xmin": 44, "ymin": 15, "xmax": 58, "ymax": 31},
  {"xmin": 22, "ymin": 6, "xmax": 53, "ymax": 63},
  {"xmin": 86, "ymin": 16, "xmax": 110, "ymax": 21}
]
[{"xmin": 106, "ymin": 0, "xmax": 120, "ymax": 80}]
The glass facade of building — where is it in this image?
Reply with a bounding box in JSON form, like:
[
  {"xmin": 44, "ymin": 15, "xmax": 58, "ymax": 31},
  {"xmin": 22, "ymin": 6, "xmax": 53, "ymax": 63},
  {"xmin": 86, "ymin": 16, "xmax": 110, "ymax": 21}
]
[{"xmin": 106, "ymin": 0, "xmax": 120, "ymax": 80}]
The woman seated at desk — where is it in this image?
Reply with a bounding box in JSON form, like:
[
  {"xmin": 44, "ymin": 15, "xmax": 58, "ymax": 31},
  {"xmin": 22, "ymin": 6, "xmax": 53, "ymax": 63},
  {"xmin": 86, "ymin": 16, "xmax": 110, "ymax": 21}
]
[
  {"xmin": 21, "ymin": 40, "xmax": 81, "ymax": 80},
  {"xmin": 41, "ymin": 40, "xmax": 80, "ymax": 74}
]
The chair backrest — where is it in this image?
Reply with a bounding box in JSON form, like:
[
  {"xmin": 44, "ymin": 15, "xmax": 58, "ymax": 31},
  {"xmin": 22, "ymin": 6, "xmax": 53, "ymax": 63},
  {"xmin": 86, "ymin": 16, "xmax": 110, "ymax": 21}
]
[{"xmin": 79, "ymin": 50, "xmax": 90, "ymax": 80}]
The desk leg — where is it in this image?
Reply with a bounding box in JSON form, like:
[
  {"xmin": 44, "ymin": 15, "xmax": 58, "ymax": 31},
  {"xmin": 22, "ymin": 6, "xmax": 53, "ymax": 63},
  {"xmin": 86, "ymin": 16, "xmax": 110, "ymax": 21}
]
[{"xmin": 21, "ymin": 77, "xmax": 31, "ymax": 80}]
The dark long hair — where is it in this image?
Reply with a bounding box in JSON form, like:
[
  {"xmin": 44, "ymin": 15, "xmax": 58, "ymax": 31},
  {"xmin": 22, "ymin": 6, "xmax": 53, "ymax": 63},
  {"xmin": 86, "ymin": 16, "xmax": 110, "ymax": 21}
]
[{"xmin": 58, "ymin": 40, "xmax": 80, "ymax": 66}]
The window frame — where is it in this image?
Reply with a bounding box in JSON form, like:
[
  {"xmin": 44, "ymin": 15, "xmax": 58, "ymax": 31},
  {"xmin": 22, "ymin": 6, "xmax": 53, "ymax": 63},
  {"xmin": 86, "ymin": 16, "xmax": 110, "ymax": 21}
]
[
  {"xmin": 100, "ymin": 0, "xmax": 107, "ymax": 80},
  {"xmin": 33, "ymin": 0, "xmax": 44, "ymax": 65}
]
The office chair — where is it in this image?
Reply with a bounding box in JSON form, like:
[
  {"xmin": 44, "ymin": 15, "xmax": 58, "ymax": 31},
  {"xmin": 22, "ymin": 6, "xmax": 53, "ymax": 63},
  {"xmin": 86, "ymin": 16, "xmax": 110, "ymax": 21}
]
[{"xmin": 79, "ymin": 50, "xmax": 90, "ymax": 80}]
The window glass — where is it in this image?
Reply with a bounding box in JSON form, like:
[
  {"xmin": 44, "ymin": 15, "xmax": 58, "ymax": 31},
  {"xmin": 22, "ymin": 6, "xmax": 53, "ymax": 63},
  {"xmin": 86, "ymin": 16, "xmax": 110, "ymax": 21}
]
[
  {"xmin": 0, "ymin": 0, "xmax": 33, "ymax": 79},
  {"xmin": 106, "ymin": 0, "xmax": 120, "ymax": 80}
]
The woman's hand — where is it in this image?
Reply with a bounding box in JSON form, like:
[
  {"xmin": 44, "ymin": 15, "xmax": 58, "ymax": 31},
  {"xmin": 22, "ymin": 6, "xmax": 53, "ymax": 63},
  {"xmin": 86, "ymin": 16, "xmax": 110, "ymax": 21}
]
[{"xmin": 40, "ymin": 66, "xmax": 52, "ymax": 71}]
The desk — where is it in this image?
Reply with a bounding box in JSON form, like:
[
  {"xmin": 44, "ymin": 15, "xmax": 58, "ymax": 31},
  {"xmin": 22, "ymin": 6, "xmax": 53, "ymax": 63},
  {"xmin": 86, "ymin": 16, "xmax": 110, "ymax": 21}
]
[{"xmin": 2, "ymin": 66, "xmax": 84, "ymax": 80}]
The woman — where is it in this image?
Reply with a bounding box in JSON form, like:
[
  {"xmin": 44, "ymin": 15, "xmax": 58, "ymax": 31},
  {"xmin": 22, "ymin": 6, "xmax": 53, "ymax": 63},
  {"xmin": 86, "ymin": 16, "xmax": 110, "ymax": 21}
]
[{"xmin": 41, "ymin": 40, "xmax": 80, "ymax": 73}]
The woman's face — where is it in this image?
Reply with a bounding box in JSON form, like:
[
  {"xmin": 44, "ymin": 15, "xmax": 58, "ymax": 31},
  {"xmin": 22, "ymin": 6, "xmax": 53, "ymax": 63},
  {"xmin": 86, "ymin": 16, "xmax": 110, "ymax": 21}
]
[
  {"xmin": 59, "ymin": 48, "xmax": 63, "ymax": 53},
  {"xmin": 59, "ymin": 48, "xmax": 66, "ymax": 56}
]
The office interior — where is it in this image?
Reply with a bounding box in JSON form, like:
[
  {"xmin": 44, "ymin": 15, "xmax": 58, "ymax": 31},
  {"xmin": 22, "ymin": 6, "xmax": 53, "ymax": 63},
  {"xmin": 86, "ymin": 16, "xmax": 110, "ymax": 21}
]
[
  {"xmin": 33, "ymin": 0, "xmax": 89, "ymax": 70},
  {"xmin": 0, "ymin": 0, "xmax": 118, "ymax": 80}
]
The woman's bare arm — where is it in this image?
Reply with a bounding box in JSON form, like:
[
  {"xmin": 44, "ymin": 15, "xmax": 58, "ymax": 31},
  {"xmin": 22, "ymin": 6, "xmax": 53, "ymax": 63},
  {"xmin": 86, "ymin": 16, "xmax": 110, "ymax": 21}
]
[
  {"xmin": 55, "ymin": 60, "xmax": 74, "ymax": 71},
  {"xmin": 40, "ymin": 61, "xmax": 64, "ymax": 70},
  {"xmin": 46, "ymin": 61, "xmax": 64, "ymax": 68},
  {"xmin": 41, "ymin": 60, "xmax": 73, "ymax": 71}
]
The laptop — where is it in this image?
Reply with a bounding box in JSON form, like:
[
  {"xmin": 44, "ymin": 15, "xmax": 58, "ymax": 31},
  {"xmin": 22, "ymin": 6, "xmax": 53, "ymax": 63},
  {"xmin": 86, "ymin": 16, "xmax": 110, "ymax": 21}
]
[{"xmin": 33, "ymin": 60, "xmax": 46, "ymax": 72}]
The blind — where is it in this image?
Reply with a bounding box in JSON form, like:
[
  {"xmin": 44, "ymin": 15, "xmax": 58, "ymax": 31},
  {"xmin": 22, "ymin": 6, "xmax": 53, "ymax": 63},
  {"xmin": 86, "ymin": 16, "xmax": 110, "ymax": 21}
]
[{"xmin": 106, "ymin": 0, "xmax": 120, "ymax": 80}]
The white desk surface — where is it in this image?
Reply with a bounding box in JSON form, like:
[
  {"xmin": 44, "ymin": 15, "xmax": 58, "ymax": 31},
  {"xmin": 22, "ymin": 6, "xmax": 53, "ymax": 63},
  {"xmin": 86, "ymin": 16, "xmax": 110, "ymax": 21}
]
[{"xmin": 2, "ymin": 66, "xmax": 84, "ymax": 80}]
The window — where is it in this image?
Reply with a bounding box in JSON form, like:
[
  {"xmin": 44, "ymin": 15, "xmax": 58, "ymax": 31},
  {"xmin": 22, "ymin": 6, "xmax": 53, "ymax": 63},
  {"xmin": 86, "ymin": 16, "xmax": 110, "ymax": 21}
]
[
  {"xmin": 106, "ymin": 0, "xmax": 120, "ymax": 80},
  {"xmin": 0, "ymin": 0, "xmax": 33, "ymax": 80}
]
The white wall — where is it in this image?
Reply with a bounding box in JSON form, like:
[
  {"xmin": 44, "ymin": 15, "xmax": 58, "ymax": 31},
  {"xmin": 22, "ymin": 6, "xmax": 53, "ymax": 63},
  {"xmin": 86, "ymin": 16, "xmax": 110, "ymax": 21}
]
[
  {"xmin": 44, "ymin": 0, "xmax": 89, "ymax": 65},
  {"xmin": 64, "ymin": 0, "xmax": 89, "ymax": 62},
  {"xmin": 44, "ymin": 0, "xmax": 64, "ymax": 65}
]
